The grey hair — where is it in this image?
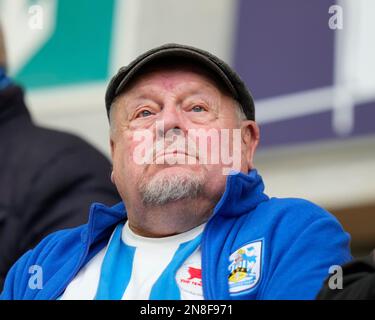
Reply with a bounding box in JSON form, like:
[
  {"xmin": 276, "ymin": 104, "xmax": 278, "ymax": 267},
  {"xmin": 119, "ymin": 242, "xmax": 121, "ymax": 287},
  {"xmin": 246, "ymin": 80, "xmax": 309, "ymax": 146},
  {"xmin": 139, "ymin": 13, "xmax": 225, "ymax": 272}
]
[
  {"xmin": 234, "ymin": 100, "xmax": 247, "ymax": 123},
  {"xmin": 108, "ymin": 100, "xmax": 118, "ymax": 137},
  {"xmin": 139, "ymin": 171, "xmax": 204, "ymax": 206}
]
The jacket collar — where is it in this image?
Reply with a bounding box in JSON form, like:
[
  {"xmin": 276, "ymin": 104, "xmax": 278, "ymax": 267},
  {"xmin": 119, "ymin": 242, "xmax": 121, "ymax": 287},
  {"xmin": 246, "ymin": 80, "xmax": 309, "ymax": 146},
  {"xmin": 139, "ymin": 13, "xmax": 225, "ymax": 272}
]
[
  {"xmin": 85, "ymin": 169, "xmax": 269, "ymax": 244},
  {"xmin": 213, "ymin": 169, "xmax": 269, "ymax": 217}
]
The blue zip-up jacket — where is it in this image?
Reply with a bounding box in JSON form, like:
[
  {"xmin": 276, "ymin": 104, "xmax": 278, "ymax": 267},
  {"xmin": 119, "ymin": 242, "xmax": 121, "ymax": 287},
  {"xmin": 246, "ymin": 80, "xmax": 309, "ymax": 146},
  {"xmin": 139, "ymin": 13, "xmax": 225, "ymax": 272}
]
[{"xmin": 0, "ymin": 170, "xmax": 351, "ymax": 299}]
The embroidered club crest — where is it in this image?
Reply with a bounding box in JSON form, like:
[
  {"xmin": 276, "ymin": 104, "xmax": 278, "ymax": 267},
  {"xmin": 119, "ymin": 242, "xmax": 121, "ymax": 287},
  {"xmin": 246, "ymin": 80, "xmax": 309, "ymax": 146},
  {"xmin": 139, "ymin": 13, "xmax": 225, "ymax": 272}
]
[{"xmin": 228, "ymin": 240, "xmax": 263, "ymax": 294}]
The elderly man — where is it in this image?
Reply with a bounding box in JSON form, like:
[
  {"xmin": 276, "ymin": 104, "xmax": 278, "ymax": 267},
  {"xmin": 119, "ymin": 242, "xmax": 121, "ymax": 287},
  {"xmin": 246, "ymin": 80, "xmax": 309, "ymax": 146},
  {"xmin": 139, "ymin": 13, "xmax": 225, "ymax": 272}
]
[{"xmin": 0, "ymin": 44, "xmax": 351, "ymax": 300}]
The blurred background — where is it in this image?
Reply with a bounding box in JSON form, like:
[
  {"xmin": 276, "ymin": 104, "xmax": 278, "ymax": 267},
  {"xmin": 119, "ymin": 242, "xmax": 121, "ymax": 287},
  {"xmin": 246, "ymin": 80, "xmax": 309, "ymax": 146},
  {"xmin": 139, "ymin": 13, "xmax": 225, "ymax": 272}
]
[{"xmin": 0, "ymin": 0, "xmax": 374, "ymax": 256}]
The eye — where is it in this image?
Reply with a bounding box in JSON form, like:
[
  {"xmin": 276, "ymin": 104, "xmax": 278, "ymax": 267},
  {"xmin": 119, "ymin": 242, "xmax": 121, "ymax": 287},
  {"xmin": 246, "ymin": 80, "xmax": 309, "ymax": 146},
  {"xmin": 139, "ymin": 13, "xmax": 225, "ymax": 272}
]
[
  {"xmin": 137, "ymin": 109, "xmax": 154, "ymax": 118},
  {"xmin": 190, "ymin": 105, "xmax": 206, "ymax": 112}
]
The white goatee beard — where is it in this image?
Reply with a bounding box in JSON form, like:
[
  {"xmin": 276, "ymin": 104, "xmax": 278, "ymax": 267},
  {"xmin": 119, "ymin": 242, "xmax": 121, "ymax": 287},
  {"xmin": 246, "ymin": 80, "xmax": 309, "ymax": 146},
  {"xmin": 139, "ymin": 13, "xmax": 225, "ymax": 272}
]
[{"xmin": 139, "ymin": 171, "xmax": 205, "ymax": 206}]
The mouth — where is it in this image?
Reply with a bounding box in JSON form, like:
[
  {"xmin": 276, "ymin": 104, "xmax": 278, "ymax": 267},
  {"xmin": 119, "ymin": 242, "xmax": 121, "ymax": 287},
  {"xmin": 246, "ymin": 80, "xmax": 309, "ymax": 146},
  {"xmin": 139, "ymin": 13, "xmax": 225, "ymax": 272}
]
[
  {"xmin": 155, "ymin": 149, "xmax": 195, "ymax": 159},
  {"xmin": 154, "ymin": 150, "xmax": 198, "ymax": 164}
]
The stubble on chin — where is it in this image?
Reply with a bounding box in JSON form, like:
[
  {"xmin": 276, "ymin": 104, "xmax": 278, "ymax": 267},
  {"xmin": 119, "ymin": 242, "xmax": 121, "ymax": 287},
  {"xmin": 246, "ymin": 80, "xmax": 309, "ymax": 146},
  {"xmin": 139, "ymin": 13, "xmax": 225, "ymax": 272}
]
[{"xmin": 138, "ymin": 168, "xmax": 205, "ymax": 206}]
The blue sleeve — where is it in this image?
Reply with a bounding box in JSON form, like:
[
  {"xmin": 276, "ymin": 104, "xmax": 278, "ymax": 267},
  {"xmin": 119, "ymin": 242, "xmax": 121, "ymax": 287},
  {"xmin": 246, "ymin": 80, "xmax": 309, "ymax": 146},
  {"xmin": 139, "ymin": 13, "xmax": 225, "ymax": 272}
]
[
  {"xmin": 0, "ymin": 227, "xmax": 76, "ymax": 300},
  {"xmin": 259, "ymin": 201, "xmax": 352, "ymax": 299}
]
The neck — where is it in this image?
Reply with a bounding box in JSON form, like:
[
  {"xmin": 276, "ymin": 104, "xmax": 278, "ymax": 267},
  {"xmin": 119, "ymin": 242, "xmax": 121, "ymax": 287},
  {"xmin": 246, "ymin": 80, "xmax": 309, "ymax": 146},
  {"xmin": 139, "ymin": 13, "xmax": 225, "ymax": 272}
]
[{"xmin": 127, "ymin": 196, "xmax": 216, "ymax": 238}]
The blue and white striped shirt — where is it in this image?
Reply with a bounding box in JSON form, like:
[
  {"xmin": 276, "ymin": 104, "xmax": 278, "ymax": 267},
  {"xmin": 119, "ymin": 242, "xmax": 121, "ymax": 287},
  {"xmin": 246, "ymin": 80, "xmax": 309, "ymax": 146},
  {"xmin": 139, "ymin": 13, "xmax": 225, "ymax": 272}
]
[{"xmin": 60, "ymin": 221, "xmax": 205, "ymax": 300}]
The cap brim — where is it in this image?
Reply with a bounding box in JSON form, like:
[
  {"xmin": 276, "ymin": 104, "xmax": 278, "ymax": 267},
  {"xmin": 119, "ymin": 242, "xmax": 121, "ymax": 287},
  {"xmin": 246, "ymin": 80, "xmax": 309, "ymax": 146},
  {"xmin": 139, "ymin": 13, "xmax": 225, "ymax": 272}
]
[{"xmin": 114, "ymin": 47, "xmax": 238, "ymax": 101}]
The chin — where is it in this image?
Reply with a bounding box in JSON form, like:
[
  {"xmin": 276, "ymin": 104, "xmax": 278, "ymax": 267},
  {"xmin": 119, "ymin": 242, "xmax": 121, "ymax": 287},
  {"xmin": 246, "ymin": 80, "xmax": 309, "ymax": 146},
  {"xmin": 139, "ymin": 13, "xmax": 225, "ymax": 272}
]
[{"xmin": 139, "ymin": 165, "xmax": 206, "ymax": 206}]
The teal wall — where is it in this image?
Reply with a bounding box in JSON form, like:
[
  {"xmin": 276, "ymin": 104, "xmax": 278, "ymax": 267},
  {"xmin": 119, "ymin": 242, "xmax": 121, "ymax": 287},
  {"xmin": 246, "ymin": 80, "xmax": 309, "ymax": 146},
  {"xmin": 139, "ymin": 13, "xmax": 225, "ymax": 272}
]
[{"xmin": 15, "ymin": 0, "xmax": 116, "ymax": 89}]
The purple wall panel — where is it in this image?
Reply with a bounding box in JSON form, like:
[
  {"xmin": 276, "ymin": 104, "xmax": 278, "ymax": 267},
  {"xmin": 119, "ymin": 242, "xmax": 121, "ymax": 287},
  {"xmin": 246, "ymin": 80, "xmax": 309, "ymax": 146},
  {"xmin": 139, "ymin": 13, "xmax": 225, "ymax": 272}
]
[{"xmin": 232, "ymin": 0, "xmax": 375, "ymax": 147}]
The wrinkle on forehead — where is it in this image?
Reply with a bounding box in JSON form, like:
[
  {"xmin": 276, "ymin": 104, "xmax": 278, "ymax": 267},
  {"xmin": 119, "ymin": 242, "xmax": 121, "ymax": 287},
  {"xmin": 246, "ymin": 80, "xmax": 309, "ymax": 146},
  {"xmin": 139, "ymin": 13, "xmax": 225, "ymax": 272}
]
[{"xmin": 123, "ymin": 73, "xmax": 222, "ymax": 101}]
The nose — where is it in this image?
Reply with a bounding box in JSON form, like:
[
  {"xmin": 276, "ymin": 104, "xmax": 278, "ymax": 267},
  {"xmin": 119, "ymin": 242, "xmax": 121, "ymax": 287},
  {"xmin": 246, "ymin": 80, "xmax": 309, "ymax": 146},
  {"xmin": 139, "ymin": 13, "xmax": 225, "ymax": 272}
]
[{"xmin": 157, "ymin": 103, "xmax": 187, "ymax": 138}]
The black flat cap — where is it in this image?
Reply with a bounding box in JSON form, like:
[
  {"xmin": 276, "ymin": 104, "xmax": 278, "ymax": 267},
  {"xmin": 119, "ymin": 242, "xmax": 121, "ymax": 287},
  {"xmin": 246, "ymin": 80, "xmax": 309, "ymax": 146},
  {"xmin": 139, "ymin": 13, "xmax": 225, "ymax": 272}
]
[{"xmin": 105, "ymin": 43, "xmax": 255, "ymax": 120}]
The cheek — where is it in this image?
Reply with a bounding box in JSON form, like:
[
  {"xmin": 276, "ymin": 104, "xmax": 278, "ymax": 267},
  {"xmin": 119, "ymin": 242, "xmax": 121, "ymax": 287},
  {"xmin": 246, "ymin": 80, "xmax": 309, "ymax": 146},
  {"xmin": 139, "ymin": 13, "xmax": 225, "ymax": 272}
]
[
  {"xmin": 113, "ymin": 134, "xmax": 139, "ymax": 176},
  {"xmin": 203, "ymin": 166, "xmax": 228, "ymax": 197},
  {"xmin": 123, "ymin": 131, "xmax": 155, "ymax": 176},
  {"xmin": 112, "ymin": 141, "xmax": 144, "ymax": 199}
]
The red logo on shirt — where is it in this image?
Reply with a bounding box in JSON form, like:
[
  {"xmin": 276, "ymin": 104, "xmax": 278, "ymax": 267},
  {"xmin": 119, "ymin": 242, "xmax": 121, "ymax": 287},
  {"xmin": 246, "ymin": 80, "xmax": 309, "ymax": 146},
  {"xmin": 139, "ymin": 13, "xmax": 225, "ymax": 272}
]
[
  {"xmin": 176, "ymin": 262, "xmax": 203, "ymax": 297},
  {"xmin": 180, "ymin": 267, "xmax": 202, "ymax": 287},
  {"xmin": 187, "ymin": 267, "xmax": 202, "ymax": 281}
]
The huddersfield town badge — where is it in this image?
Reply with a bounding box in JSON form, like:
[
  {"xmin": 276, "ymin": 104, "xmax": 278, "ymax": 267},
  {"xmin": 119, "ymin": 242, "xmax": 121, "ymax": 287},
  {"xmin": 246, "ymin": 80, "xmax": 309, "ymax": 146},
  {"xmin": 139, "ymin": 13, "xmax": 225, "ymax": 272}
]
[{"xmin": 228, "ymin": 240, "xmax": 263, "ymax": 294}]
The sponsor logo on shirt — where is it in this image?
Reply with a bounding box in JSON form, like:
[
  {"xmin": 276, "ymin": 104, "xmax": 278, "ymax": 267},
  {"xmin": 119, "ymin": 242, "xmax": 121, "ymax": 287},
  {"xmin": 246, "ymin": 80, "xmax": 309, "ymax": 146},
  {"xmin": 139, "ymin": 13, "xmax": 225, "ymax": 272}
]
[{"xmin": 176, "ymin": 262, "xmax": 202, "ymax": 297}]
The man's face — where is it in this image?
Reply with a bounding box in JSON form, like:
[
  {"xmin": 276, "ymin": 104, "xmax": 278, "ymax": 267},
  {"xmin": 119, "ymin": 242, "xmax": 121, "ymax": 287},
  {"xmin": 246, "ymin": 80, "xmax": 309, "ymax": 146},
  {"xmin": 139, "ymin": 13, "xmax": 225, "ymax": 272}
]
[{"xmin": 110, "ymin": 65, "xmax": 258, "ymax": 211}]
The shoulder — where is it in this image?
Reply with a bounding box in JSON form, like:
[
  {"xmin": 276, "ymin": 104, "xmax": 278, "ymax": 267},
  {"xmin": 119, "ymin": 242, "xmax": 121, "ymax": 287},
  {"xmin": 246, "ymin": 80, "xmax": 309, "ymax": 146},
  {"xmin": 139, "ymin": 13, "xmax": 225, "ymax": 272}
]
[
  {"xmin": 238, "ymin": 197, "xmax": 350, "ymax": 250},
  {"xmin": 15, "ymin": 224, "xmax": 85, "ymax": 267},
  {"xmin": 0, "ymin": 225, "xmax": 86, "ymax": 299},
  {"xmin": 29, "ymin": 126, "xmax": 108, "ymax": 160},
  {"xmin": 254, "ymin": 197, "xmax": 341, "ymax": 226}
]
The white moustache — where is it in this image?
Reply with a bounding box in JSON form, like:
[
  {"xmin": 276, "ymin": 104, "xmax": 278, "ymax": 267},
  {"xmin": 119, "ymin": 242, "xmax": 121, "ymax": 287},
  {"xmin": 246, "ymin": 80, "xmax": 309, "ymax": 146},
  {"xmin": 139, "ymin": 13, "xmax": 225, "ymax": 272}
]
[{"xmin": 145, "ymin": 137, "xmax": 198, "ymax": 162}]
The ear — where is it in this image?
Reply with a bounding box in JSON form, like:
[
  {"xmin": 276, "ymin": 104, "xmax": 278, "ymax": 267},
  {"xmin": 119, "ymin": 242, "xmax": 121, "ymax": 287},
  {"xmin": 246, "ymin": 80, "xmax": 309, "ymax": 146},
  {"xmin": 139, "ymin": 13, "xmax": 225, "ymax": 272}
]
[
  {"xmin": 241, "ymin": 120, "xmax": 260, "ymax": 170},
  {"xmin": 110, "ymin": 170, "xmax": 115, "ymax": 184}
]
